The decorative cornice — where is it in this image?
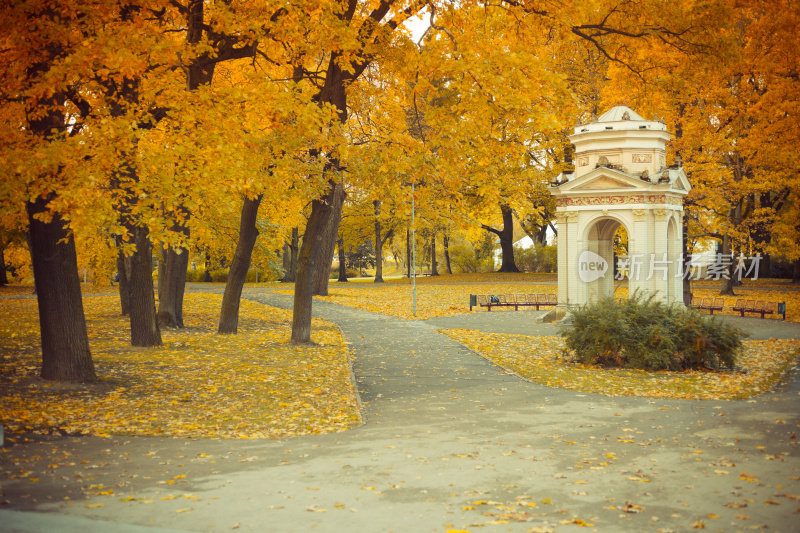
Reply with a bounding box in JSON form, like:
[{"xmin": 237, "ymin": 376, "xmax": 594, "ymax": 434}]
[{"xmin": 555, "ymin": 194, "xmax": 683, "ymax": 207}]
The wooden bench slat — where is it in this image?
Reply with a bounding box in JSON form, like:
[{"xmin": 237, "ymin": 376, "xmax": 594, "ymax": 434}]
[{"xmin": 473, "ymin": 293, "xmax": 557, "ymax": 311}]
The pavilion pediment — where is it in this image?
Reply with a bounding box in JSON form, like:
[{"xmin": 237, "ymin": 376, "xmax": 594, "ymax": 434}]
[
  {"xmin": 578, "ymin": 175, "xmax": 637, "ymax": 190},
  {"xmin": 553, "ymin": 166, "xmax": 690, "ymax": 196},
  {"xmin": 556, "ymin": 167, "xmax": 651, "ymax": 194}
]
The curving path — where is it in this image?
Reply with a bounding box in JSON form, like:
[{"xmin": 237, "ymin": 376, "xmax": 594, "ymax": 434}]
[{"xmin": 2, "ymin": 287, "xmax": 799, "ymax": 532}]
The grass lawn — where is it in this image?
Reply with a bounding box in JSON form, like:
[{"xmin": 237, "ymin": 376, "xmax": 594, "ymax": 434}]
[
  {"xmin": 298, "ymin": 273, "xmax": 800, "ymax": 323},
  {"xmin": 443, "ymin": 330, "xmax": 800, "ymax": 400},
  {"xmin": 0, "ymin": 293, "xmax": 360, "ymax": 440}
]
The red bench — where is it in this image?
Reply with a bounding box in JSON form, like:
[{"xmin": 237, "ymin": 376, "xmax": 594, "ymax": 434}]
[
  {"xmin": 534, "ymin": 293, "xmax": 558, "ymax": 309},
  {"xmin": 732, "ymin": 299, "xmax": 781, "ymax": 319},
  {"xmin": 472, "ymin": 294, "xmax": 557, "ymax": 311},
  {"xmin": 691, "ymin": 297, "xmax": 725, "ymax": 315}
]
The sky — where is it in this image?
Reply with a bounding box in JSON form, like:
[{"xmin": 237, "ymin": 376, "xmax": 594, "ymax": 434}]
[{"xmin": 405, "ymin": 10, "xmax": 431, "ymax": 43}]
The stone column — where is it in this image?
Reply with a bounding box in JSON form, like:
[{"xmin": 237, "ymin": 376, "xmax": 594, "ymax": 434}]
[
  {"xmin": 652, "ymin": 208, "xmax": 670, "ymax": 301},
  {"xmin": 556, "ymin": 212, "xmax": 570, "ymax": 306},
  {"xmin": 566, "ymin": 211, "xmax": 581, "ymax": 305},
  {"xmin": 628, "ymin": 208, "xmax": 648, "ymax": 298}
]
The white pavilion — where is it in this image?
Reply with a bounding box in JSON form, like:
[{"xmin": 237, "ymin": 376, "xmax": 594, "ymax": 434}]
[{"xmin": 549, "ymin": 106, "xmax": 691, "ymax": 308}]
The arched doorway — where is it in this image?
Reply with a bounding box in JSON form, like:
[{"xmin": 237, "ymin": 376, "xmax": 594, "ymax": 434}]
[
  {"xmin": 666, "ymin": 215, "xmax": 680, "ymax": 303},
  {"xmin": 584, "ymin": 216, "xmax": 630, "ymax": 303}
]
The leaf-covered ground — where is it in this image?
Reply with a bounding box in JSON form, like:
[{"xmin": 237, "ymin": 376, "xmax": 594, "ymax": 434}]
[
  {"xmin": 690, "ymin": 287, "xmax": 799, "ymax": 322},
  {"xmin": 314, "ymin": 278, "xmax": 800, "ymax": 322},
  {"xmin": 316, "ymin": 283, "xmax": 559, "ymax": 320},
  {"xmin": 443, "ymin": 330, "xmax": 800, "ymax": 400},
  {"xmin": 277, "ymin": 274, "xmax": 800, "ymax": 322},
  {"xmin": 289, "ymin": 273, "xmax": 558, "ymax": 319},
  {"xmin": 0, "ymin": 294, "xmax": 361, "ymax": 439}
]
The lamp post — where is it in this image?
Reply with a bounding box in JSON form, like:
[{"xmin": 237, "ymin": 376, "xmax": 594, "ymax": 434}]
[{"xmin": 411, "ymin": 180, "xmax": 416, "ymax": 316}]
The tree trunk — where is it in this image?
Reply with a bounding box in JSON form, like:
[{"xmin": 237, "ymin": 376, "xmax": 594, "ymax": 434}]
[
  {"xmin": 312, "ymin": 182, "xmax": 345, "ymax": 296},
  {"xmin": 25, "ymin": 231, "xmax": 35, "ymax": 294},
  {"xmin": 497, "ymin": 205, "xmax": 519, "ymax": 272},
  {"xmin": 157, "ymin": 245, "xmax": 189, "ymax": 328},
  {"xmin": 24, "ymin": 84, "xmax": 94, "ymax": 381},
  {"xmin": 289, "ymin": 227, "xmax": 299, "ymax": 281},
  {"xmin": 718, "ymin": 234, "xmax": 736, "ymax": 296},
  {"xmin": 374, "ymin": 200, "xmax": 384, "ymax": 283},
  {"xmin": 430, "ymin": 231, "xmax": 439, "ymax": 276},
  {"xmin": 759, "ymin": 253, "xmax": 771, "ymax": 279},
  {"xmin": 129, "ymin": 226, "xmax": 162, "ymax": 347},
  {"xmin": 534, "ymin": 225, "xmax": 548, "ymax": 245},
  {"xmin": 682, "ymin": 212, "xmax": 692, "ymax": 306},
  {"xmin": 281, "ymin": 227, "xmax": 300, "ymax": 282},
  {"xmin": 337, "ymin": 235, "xmax": 348, "ymax": 282},
  {"xmin": 157, "ymin": 248, "xmax": 166, "ymax": 295},
  {"xmin": 115, "ymin": 244, "xmax": 131, "ymax": 315},
  {"xmin": 282, "ymin": 242, "xmax": 291, "ymax": 278},
  {"xmin": 203, "ymin": 249, "xmax": 212, "ymax": 282},
  {"xmin": 291, "ymin": 50, "xmax": 349, "ymax": 341},
  {"xmin": 218, "ymin": 195, "xmax": 262, "ymax": 334},
  {"xmin": 0, "ymin": 243, "xmax": 8, "ymax": 286},
  {"xmin": 153, "ymin": 1, "xmax": 221, "ymax": 330},
  {"xmin": 292, "ymin": 181, "xmax": 343, "ymax": 344},
  {"xmin": 26, "ymin": 198, "xmax": 96, "ymax": 382},
  {"xmin": 792, "ymin": 258, "xmax": 800, "ymax": 284},
  {"xmin": 443, "ymin": 232, "xmax": 452, "ymax": 274},
  {"xmin": 483, "ymin": 204, "xmax": 520, "ymax": 273}
]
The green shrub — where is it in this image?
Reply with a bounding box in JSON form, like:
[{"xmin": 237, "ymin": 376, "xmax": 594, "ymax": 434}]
[
  {"xmin": 209, "ymin": 268, "xmax": 228, "ymax": 282},
  {"xmin": 247, "ymin": 268, "xmax": 281, "ymax": 282},
  {"xmin": 185, "ymin": 269, "xmax": 210, "ymax": 282},
  {"xmin": 515, "ymin": 243, "xmax": 557, "ymax": 273},
  {"xmin": 560, "ymin": 291, "xmax": 745, "ymax": 371},
  {"xmin": 330, "ymin": 267, "xmax": 359, "ymax": 279},
  {"xmin": 449, "ymin": 244, "xmax": 494, "ymax": 273}
]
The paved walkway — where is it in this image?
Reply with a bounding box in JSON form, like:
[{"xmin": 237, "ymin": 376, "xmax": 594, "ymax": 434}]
[{"xmin": 2, "ymin": 289, "xmax": 800, "ymax": 532}]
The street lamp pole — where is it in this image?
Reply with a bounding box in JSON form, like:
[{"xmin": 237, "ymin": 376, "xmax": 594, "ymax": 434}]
[{"xmin": 411, "ymin": 180, "xmax": 416, "ymax": 316}]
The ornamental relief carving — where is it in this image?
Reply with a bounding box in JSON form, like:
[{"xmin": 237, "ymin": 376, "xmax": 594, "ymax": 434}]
[
  {"xmin": 555, "ymin": 194, "xmax": 683, "ymax": 207},
  {"xmin": 577, "ymin": 157, "xmax": 588, "ymax": 166},
  {"xmin": 632, "ymin": 153, "xmax": 652, "ymax": 163}
]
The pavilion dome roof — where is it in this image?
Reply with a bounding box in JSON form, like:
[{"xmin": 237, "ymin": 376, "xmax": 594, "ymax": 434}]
[{"xmin": 596, "ymin": 106, "xmax": 645, "ymax": 122}]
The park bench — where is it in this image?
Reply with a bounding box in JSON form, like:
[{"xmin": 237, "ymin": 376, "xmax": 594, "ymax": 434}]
[
  {"xmin": 691, "ymin": 297, "xmax": 725, "ymax": 315},
  {"xmin": 534, "ymin": 293, "xmax": 558, "ymax": 309},
  {"xmin": 732, "ymin": 299, "xmax": 786, "ymax": 320},
  {"xmin": 470, "ymin": 293, "xmax": 557, "ymax": 311}
]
